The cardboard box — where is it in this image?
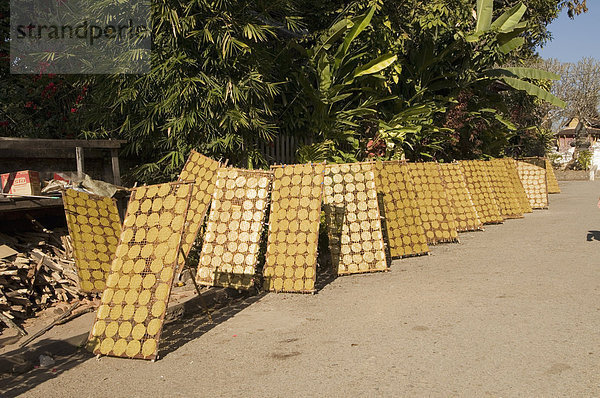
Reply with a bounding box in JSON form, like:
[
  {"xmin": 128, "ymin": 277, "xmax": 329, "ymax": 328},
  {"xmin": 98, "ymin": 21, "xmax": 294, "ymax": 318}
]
[
  {"xmin": 1, "ymin": 170, "xmax": 41, "ymax": 196},
  {"xmin": 53, "ymin": 173, "xmax": 71, "ymax": 183}
]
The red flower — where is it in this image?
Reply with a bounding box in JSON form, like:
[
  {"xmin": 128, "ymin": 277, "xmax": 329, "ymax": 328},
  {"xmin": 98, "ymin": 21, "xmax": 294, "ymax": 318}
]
[
  {"xmin": 71, "ymin": 107, "xmax": 77, "ymax": 113},
  {"xmin": 41, "ymin": 82, "xmax": 58, "ymax": 99},
  {"xmin": 38, "ymin": 61, "xmax": 50, "ymax": 74},
  {"xmin": 25, "ymin": 101, "xmax": 33, "ymax": 108}
]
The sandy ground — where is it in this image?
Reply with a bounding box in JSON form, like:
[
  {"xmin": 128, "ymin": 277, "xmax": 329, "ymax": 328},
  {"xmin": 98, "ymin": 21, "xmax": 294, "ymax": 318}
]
[{"xmin": 2, "ymin": 180, "xmax": 600, "ymax": 397}]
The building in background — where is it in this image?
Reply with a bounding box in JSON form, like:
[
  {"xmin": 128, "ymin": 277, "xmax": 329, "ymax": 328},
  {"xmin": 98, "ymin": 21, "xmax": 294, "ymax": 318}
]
[{"xmin": 554, "ymin": 117, "xmax": 600, "ymax": 170}]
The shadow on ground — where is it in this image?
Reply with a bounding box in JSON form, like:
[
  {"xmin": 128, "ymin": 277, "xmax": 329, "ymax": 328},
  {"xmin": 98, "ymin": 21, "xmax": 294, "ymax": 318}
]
[
  {"xmin": 0, "ymin": 289, "xmax": 268, "ymax": 396},
  {"xmin": 0, "ymin": 261, "xmax": 340, "ymax": 395},
  {"xmin": 159, "ymin": 291, "xmax": 267, "ymax": 359},
  {"xmin": 314, "ymin": 265, "xmax": 337, "ymax": 292},
  {"xmin": 161, "ymin": 256, "xmax": 341, "ymax": 358},
  {"xmin": 0, "ymin": 334, "xmax": 91, "ymax": 398},
  {"xmin": 586, "ymin": 230, "xmax": 600, "ymax": 241}
]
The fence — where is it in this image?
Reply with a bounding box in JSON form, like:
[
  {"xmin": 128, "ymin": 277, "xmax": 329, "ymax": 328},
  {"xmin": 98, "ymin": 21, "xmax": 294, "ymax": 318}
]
[{"xmin": 252, "ymin": 135, "xmax": 313, "ymax": 165}]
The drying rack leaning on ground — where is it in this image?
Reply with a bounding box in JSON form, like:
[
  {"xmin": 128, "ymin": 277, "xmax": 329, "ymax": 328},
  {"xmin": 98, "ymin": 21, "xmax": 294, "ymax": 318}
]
[{"xmin": 19, "ymin": 151, "xmax": 555, "ymax": 361}]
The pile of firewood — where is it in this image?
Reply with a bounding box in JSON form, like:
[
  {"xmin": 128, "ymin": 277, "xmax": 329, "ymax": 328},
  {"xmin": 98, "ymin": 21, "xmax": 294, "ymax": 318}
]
[{"xmin": 0, "ymin": 228, "xmax": 86, "ymax": 329}]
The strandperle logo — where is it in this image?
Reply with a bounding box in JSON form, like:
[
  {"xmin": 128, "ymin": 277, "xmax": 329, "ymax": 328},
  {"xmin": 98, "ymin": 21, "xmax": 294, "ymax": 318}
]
[
  {"xmin": 15, "ymin": 19, "xmax": 148, "ymax": 46},
  {"xmin": 10, "ymin": 0, "xmax": 151, "ymax": 74}
]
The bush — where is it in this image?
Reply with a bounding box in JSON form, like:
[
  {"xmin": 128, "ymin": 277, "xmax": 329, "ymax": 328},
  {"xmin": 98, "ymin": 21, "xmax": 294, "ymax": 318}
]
[{"xmin": 576, "ymin": 150, "xmax": 592, "ymax": 170}]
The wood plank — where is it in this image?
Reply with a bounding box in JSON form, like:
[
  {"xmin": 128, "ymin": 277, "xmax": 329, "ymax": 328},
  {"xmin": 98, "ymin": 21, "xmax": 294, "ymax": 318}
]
[
  {"xmin": 267, "ymin": 139, "xmax": 273, "ymax": 163},
  {"xmin": 0, "ymin": 137, "xmax": 126, "ymax": 150},
  {"xmin": 75, "ymin": 147, "xmax": 84, "ymax": 178},
  {"xmin": 290, "ymin": 136, "xmax": 295, "ymax": 163},
  {"xmin": 0, "ymin": 148, "xmax": 108, "ymax": 159},
  {"xmin": 278, "ymin": 135, "xmax": 284, "ymax": 164},
  {"xmin": 0, "ymin": 197, "xmax": 63, "ymax": 213},
  {"xmin": 110, "ymin": 148, "xmax": 122, "ymax": 186}
]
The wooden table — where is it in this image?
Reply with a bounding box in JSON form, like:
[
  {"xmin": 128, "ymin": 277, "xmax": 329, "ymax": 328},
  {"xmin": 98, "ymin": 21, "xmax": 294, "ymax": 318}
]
[
  {"xmin": 0, "ymin": 196, "xmax": 63, "ymax": 213},
  {"xmin": 0, "ymin": 137, "xmax": 127, "ymax": 185}
]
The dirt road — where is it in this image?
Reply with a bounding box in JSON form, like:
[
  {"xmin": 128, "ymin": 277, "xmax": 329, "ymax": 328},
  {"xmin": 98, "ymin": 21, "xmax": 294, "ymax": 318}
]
[{"xmin": 3, "ymin": 181, "xmax": 600, "ymax": 397}]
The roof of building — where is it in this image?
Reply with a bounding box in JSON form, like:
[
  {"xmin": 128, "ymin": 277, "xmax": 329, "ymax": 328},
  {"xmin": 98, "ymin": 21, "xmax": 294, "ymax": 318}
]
[{"xmin": 555, "ymin": 117, "xmax": 600, "ymax": 137}]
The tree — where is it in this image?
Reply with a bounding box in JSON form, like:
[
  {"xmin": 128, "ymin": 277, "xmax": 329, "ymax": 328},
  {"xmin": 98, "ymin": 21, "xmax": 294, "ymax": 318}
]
[
  {"xmin": 563, "ymin": 0, "xmax": 588, "ymax": 18},
  {"xmin": 534, "ymin": 58, "xmax": 600, "ymax": 129},
  {"xmin": 78, "ymin": 0, "xmax": 302, "ymax": 183},
  {"xmin": 381, "ymin": 0, "xmax": 564, "ymax": 159},
  {"xmin": 1, "ymin": 0, "xmax": 583, "ymax": 182},
  {"xmin": 292, "ymin": 6, "xmax": 399, "ymax": 163},
  {"xmin": 0, "ymin": 1, "xmax": 85, "ymax": 138},
  {"xmin": 292, "ymin": 0, "xmax": 565, "ymax": 162},
  {"xmin": 491, "ymin": 0, "xmax": 589, "ymax": 58}
]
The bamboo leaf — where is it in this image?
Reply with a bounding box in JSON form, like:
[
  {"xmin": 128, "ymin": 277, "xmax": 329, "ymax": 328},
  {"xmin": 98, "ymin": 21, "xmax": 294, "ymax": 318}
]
[
  {"xmin": 353, "ymin": 54, "xmax": 397, "ymax": 77},
  {"xmin": 314, "ymin": 18, "xmax": 351, "ymax": 60},
  {"xmin": 327, "ymin": 93, "xmax": 353, "ymax": 104},
  {"xmin": 494, "ymin": 113, "xmax": 517, "ymax": 130},
  {"xmin": 340, "ymin": 5, "xmax": 376, "ymax": 57}
]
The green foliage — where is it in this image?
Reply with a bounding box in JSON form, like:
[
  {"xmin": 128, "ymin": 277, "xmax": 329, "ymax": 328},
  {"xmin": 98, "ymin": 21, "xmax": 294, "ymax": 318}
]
[
  {"xmin": 373, "ymin": 0, "xmax": 566, "ymax": 160},
  {"xmin": 77, "ymin": 0, "xmax": 302, "ymax": 183},
  {"xmin": 576, "ymin": 150, "xmax": 592, "ymax": 170},
  {"xmin": 500, "ymin": 77, "xmax": 565, "ymax": 108},
  {"xmin": 1, "ymin": 0, "xmax": 585, "ymax": 183},
  {"xmin": 0, "ymin": 1, "xmax": 85, "ymax": 138},
  {"xmin": 0, "ymin": 73, "xmax": 85, "ymax": 138},
  {"xmin": 563, "ymin": 0, "xmax": 588, "ymax": 18},
  {"xmin": 509, "ymin": 126, "xmax": 554, "ymax": 157},
  {"xmin": 475, "ymin": 0, "xmax": 494, "ymax": 32},
  {"xmin": 294, "ymin": 5, "xmax": 398, "ymax": 163},
  {"xmin": 78, "ymin": 0, "xmax": 568, "ymax": 169},
  {"xmin": 470, "ymin": 1, "xmax": 565, "ymax": 108}
]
